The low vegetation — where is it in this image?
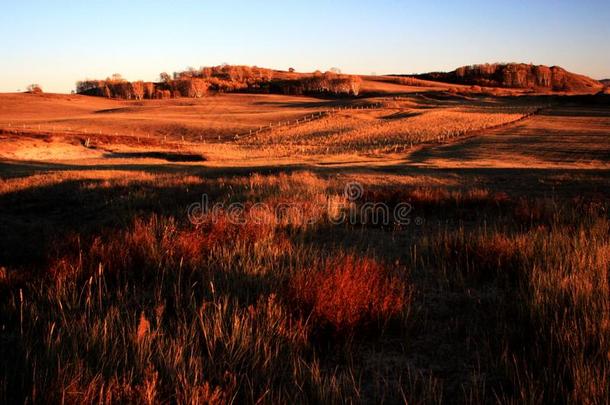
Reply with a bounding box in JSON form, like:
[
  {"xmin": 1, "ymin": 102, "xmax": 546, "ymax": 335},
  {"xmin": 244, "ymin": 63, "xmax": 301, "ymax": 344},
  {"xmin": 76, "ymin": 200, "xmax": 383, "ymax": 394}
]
[
  {"xmin": 289, "ymin": 254, "xmax": 408, "ymax": 335},
  {"xmin": 1, "ymin": 169, "xmax": 610, "ymax": 403}
]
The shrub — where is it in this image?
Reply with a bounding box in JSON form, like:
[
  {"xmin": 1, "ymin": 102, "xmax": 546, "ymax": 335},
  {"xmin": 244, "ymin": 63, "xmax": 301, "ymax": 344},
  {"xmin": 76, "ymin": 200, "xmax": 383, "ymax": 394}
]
[
  {"xmin": 26, "ymin": 84, "xmax": 43, "ymax": 94},
  {"xmin": 289, "ymin": 254, "xmax": 407, "ymax": 336}
]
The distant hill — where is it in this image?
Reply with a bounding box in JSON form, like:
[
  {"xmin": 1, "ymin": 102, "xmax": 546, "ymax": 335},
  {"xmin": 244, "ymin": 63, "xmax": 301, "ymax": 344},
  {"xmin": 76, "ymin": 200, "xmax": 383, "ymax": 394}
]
[
  {"xmin": 413, "ymin": 63, "xmax": 603, "ymax": 92},
  {"xmin": 601, "ymin": 79, "xmax": 610, "ymax": 86}
]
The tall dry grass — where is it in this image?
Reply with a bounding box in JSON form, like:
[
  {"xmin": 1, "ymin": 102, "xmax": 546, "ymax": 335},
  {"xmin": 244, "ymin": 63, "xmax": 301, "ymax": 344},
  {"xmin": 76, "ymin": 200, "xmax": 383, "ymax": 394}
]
[
  {"xmin": 424, "ymin": 201, "xmax": 610, "ymax": 403},
  {"xmin": 0, "ymin": 172, "xmax": 415, "ymax": 403},
  {"xmin": 1, "ymin": 170, "xmax": 609, "ymax": 403}
]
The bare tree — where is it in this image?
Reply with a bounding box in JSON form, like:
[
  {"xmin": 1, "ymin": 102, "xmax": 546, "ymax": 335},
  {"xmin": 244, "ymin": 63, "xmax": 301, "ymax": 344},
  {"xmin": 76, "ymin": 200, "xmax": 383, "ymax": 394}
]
[
  {"xmin": 109, "ymin": 73, "xmax": 124, "ymax": 82},
  {"xmin": 159, "ymin": 72, "xmax": 171, "ymax": 83},
  {"xmin": 131, "ymin": 81, "xmax": 145, "ymax": 100}
]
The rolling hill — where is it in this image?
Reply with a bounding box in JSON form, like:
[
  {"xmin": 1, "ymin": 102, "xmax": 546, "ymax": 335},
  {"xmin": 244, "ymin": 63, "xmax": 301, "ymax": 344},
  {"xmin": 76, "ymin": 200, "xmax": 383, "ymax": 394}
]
[{"xmin": 413, "ymin": 63, "xmax": 603, "ymax": 93}]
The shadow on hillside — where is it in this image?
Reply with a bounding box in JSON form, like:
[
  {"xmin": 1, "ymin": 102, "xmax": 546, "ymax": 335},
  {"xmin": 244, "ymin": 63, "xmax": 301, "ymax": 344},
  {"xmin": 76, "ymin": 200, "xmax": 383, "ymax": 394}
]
[
  {"xmin": 539, "ymin": 107, "xmax": 610, "ymax": 118},
  {"xmin": 406, "ymin": 119, "xmax": 610, "ymax": 166},
  {"xmin": 3, "ymin": 155, "xmax": 610, "ymax": 267},
  {"xmin": 3, "ymin": 158, "xmax": 610, "ymax": 192},
  {"xmin": 252, "ymin": 100, "xmax": 357, "ymax": 109},
  {"xmin": 103, "ymin": 151, "xmax": 206, "ymax": 162},
  {"xmin": 381, "ymin": 111, "xmax": 423, "ymax": 120}
]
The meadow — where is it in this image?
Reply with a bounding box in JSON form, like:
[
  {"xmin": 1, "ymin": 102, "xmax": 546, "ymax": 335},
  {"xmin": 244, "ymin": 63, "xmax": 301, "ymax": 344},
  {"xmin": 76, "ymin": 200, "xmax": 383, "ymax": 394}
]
[{"xmin": 1, "ymin": 80, "xmax": 610, "ymax": 404}]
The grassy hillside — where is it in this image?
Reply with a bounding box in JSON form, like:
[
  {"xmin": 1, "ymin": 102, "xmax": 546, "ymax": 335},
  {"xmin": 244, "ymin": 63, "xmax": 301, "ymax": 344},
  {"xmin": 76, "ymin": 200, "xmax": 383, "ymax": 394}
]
[{"xmin": 2, "ymin": 88, "xmax": 610, "ymax": 403}]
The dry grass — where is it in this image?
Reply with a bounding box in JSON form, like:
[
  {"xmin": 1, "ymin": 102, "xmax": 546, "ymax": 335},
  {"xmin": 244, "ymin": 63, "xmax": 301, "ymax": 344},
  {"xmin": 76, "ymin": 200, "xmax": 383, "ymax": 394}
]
[
  {"xmin": 289, "ymin": 254, "xmax": 408, "ymax": 336},
  {"xmin": 240, "ymin": 105, "xmax": 537, "ymax": 155},
  {"xmin": 0, "ymin": 92, "xmax": 543, "ymax": 165},
  {"xmin": 2, "ymin": 92, "xmax": 610, "ymax": 403},
  {"xmin": 419, "ymin": 201, "xmax": 610, "ymax": 403},
  {"xmin": 0, "ymin": 92, "xmax": 331, "ymax": 144},
  {"xmin": 2, "ymin": 167, "xmax": 610, "ymax": 403}
]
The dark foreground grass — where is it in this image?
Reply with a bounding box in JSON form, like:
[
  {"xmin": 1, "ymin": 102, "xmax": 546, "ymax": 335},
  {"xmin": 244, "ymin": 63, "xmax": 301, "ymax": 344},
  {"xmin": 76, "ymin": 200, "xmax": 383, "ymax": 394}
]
[{"xmin": 1, "ymin": 171, "xmax": 609, "ymax": 403}]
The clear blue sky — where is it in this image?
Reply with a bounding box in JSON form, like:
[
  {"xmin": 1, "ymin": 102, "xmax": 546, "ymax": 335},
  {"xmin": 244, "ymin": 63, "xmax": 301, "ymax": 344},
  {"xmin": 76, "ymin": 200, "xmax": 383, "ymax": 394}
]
[{"xmin": 1, "ymin": 0, "xmax": 608, "ymax": 93}]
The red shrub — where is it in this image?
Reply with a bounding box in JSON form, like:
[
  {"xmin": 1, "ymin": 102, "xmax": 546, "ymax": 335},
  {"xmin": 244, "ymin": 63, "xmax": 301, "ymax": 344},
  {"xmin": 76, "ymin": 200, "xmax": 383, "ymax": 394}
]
[{"xmin": 289, "ymin": 255, "xmax": 407, "ymax": 335}]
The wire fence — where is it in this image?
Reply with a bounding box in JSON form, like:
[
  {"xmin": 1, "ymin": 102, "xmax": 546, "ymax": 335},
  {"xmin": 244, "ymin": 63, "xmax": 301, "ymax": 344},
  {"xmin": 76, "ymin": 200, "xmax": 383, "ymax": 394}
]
[
  {"xmin": 0, "ymin": 101, "xmax": 549, "ymax": 150},
  {"xmin": 231, "ymin": 102, "xmax": 384, "ymax": 140}
]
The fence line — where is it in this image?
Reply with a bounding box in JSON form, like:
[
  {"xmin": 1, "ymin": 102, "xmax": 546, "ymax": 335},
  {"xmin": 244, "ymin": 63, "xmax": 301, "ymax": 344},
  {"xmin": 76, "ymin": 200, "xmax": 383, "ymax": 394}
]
[
  {"xmin": 232, "ymin": 102, "xmax": 384, "ymax": 140},
  {"xmin": 0, "ymin": 102, "xmax": 385, "ymax": 145},
  {"xmin": 402, "ymin": 106, "xmax": 547, "ymax": 149},
  {"xmin": 0, "ymin": 102, "xmax": 549, "ymax": 150}
]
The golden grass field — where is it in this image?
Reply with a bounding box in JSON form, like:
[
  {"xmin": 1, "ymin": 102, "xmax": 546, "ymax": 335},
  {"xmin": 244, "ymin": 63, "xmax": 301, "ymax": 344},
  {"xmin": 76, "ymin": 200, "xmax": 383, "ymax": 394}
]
[{"xmin": 2, "ymin": 78, "xmax": 610, "ymax": 403}]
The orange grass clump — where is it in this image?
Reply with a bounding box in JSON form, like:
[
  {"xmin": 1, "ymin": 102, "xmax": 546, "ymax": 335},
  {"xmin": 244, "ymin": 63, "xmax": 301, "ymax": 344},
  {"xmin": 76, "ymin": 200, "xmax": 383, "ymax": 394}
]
[{"xmin": 290, "ymin": 255, "xmax": 407, "ymax": 335}]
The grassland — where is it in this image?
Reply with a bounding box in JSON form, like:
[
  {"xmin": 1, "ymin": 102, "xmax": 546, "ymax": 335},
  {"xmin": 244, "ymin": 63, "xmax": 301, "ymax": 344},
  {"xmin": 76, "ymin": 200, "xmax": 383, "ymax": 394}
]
[{"xmin": 1, "ymin": 82, "xmax": 610, "ymax": 404}]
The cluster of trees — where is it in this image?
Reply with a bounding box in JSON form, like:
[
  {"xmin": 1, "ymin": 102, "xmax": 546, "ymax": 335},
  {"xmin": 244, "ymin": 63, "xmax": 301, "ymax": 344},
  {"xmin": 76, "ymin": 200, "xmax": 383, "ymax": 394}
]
[
  {"xmin": 453, "ymin": 63, "xmax": 554, "ymax": 88},
  {"xmin": 383, "ymin": 76, "xmax": 431, "ymax": 87},
  {"xmin": 76, "ymin": 66, "xmax": 361, "ymax": 99},
  {"xmin": 76, "ymin": 74, "xmax": 158, "ymax": 100},
  {"xmin": 271, "ymin": 71, "xmax": 361, "ymax": 96},
  {"xmin": 26, "ymin": 84, "xmax": 43, "ymax": 94},
  {"xmin": 418, "ymin": 63, "xmax": 602, "ymax": 92}
]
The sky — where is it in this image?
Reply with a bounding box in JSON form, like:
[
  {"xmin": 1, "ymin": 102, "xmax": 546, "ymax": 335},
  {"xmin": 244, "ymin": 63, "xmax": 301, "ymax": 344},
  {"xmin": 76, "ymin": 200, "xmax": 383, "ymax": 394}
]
[{"xmin": 1, "ymin": 0, "xmax": 609, "ymax": 93}]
